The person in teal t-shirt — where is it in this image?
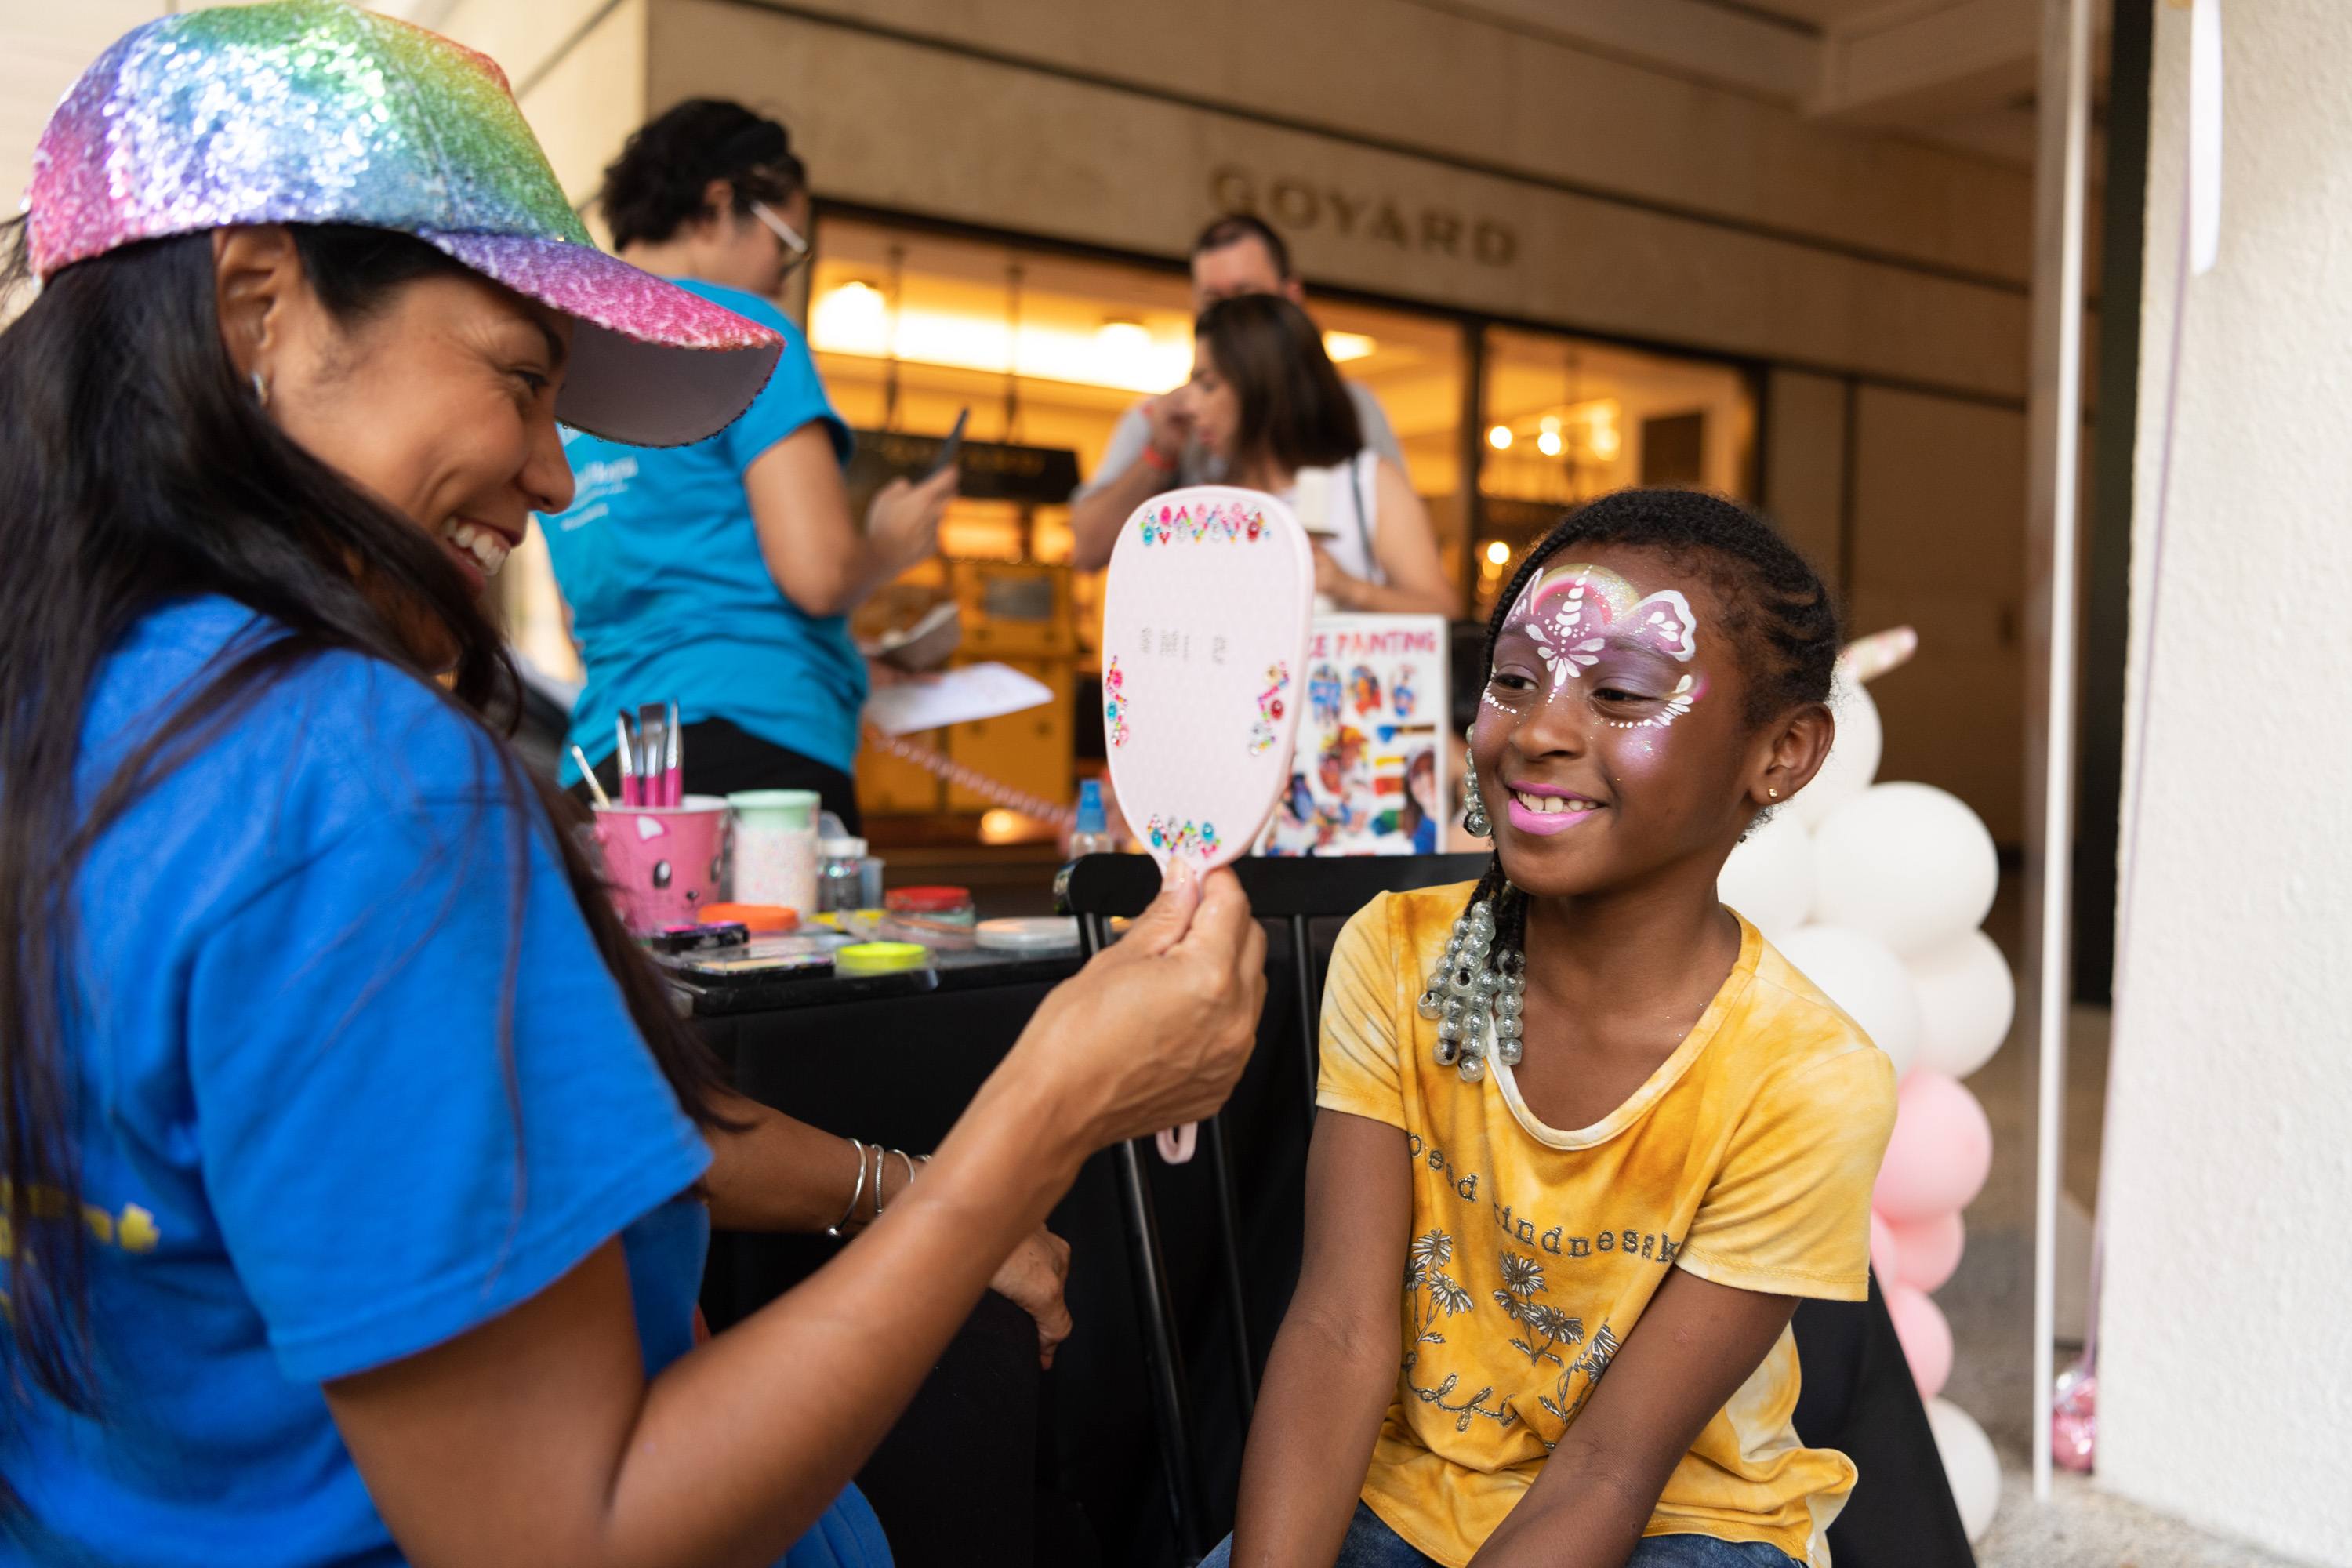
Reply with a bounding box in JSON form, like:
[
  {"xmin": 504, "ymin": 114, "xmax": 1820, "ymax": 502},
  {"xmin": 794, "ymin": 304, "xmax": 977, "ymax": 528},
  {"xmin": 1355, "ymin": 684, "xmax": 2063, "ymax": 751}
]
[{"xmin": 540, "ymin": 101, "xmax": 956, "ymax": 827}]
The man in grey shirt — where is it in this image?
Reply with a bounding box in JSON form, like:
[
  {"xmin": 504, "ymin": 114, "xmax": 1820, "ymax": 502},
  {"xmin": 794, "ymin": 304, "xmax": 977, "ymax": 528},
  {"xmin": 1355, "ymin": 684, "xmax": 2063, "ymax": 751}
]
[{"xmin": 1068, "ymin": 213, "xmax": 1403, "ymax": 570}]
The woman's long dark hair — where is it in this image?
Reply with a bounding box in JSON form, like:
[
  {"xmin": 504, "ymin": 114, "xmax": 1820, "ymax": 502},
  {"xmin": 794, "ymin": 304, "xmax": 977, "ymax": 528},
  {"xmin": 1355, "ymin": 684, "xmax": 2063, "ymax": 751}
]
[
  {"xmin": 0, "ymin": 221, "xmax": 735, "ymax": 1492},
  {"xmin": 1195, "ymin": 292, "xmax": 1363, "ymax": 474}
]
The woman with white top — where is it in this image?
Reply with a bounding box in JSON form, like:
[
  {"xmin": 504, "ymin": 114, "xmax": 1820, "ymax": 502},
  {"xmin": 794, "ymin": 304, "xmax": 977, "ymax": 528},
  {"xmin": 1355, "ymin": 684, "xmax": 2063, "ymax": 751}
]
[{"xmin": 1178, "ymin": 294, "xmax": 1457, "ymax": 617}]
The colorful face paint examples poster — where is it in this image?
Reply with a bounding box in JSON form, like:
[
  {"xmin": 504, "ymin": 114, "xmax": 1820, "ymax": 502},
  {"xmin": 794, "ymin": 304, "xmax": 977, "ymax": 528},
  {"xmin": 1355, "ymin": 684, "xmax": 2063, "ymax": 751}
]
[{"xmin": 1259, "ymin": 613, "xmax": 1450, "ymax": 857}]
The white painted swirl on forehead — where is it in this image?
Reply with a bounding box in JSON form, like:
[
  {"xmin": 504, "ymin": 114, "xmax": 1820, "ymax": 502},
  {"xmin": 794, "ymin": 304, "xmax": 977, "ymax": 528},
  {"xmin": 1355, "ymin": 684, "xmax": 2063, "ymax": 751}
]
[{"xmin": 1504, "ymin": 562, "xmax": 1700, "ymax": 693}]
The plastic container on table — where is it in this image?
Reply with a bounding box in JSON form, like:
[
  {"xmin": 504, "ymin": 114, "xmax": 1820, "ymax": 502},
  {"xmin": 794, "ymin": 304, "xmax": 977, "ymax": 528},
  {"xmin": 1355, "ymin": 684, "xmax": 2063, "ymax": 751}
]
[
  {"xmin": 592, "ymin": 794, "xmax": 731, "ymax": 934},
  {"xmin": 834, "ymin": 941, "xmax": 929, "ymax": 976},
  {"xmin": 1068, "ymin": 779, "xmax": 1117, "ymax": 859},
  {"xmin": 727, "ymin": 789, "xmax": 820, "ymax": 916},
  {"xmin": 699, "ymin": 902, "xmax": 800, "ymax": 934},
  {"xmin": 818, "ymin": 836, "xmax": 884, "ymax": 914},
  {"xmin": 885, "ymin": 886, "xmax": 976, "ymax": 926},
  {"xmin": 881, "ymin": 885, "xmax": 978, "ymax": 950},
  {"xmin": 975, "ymin": 916, "xmax": 1080, "ymax": 953}
]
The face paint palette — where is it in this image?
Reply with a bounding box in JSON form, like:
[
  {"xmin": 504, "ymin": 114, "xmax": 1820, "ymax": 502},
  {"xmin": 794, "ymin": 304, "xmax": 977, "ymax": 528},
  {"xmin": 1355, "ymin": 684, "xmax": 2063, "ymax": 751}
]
[{"xmin": 1102, "ymin": 485, "xmax": 1316, "ymax": 875}]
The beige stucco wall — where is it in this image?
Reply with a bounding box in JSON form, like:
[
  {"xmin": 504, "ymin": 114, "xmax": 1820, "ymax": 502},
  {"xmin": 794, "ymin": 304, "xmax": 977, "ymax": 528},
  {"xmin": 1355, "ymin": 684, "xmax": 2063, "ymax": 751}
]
[
  {"xmin": 651, "ymin": 0, "xmax": 2027, "ymax": 402},
  {"xmin": 2096, "ymin": 4, "xmax": 2352, "ymax": 1559},
  {"xmin": 713, "ymin": 0, "xmax": 2034, "ymax": 288}
]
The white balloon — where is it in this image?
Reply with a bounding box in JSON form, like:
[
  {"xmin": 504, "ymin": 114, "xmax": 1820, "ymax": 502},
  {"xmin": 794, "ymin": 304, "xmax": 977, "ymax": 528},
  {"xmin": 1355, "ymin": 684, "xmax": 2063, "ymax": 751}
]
[
  {"xmin": 1926, "ymin": 1396, "xmax": 2002, "ymax": 1543},
  {"xmin": 1906, "ymin": 929, "xmax": 2016, "ymax": 1080},
  {"xmin": 1809, "ymin": 782, "xmax": 1999, "ymax": 956},
  {"xmin": 1718, "ymin": 809, "xmax": 1814, "ymax": 941},
  {"xmin": 1791, "ymin": 673, "xmax": 1882, "ymax": 828},
  {"xmin": 1775, "ymin": 925, "xmax": 1922, "ymax": 1077}
]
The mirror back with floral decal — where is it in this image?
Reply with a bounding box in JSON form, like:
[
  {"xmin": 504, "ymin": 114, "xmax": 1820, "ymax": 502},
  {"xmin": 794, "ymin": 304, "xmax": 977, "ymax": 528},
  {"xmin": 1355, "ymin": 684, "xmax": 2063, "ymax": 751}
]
[{"xmin": 1102, "ymin": 485, "xmax": 1315, "ymax": 873}]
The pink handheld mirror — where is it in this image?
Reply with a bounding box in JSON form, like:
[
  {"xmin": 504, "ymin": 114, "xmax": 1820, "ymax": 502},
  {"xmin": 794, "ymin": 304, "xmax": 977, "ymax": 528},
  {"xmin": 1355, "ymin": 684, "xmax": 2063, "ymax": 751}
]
[{"xmin": 1102, "ymin": 485, "xmax": 1314, "ymax": 1163}]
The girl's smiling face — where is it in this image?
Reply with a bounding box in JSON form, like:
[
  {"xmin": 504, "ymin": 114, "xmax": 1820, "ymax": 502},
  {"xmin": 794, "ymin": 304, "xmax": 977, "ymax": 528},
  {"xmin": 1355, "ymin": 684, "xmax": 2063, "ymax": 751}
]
[{"xmin": 1474, "ymin": 544, "xmax": 1817, "ymax": 898}]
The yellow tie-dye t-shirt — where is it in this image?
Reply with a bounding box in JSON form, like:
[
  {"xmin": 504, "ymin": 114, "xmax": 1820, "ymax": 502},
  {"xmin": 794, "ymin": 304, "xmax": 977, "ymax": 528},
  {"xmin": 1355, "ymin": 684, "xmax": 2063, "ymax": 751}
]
[{"xmin": 1317, "ymin": 885, "xmax": 1897, "ymax": 1568}]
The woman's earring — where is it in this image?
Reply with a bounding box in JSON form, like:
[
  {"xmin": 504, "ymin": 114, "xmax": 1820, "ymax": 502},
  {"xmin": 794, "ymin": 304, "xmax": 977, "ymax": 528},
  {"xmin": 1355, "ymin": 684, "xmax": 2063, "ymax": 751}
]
[
  {"xmin": 249, "ymin": 368, "xmax": 270, "ymax": 408},
  {"xmin": 1461, "ymin": 728, "xmax": 1490, "ymax": 838},
  {"xmin": 1768, "ymin": 786, "xmax": 1779, "ymax": 800}
]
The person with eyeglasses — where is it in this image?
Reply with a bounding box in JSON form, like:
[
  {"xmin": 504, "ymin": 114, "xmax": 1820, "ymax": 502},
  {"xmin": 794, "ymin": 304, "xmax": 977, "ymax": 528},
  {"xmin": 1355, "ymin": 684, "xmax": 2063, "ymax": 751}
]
[{"xmin": 539, "ymin": 100, "xmax": 954, "ymax": 825}]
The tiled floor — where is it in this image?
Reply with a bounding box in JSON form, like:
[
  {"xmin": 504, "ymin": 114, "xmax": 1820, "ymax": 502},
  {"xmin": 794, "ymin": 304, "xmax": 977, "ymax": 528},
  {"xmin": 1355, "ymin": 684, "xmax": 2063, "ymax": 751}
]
[
  {"xmin": 1975, "ymin": 1468, "xmax": 2309, "ymax": 1568},
  {"xmin": 1932, "ymin": 881, "xmax": 2307, "ymax": 1566}
]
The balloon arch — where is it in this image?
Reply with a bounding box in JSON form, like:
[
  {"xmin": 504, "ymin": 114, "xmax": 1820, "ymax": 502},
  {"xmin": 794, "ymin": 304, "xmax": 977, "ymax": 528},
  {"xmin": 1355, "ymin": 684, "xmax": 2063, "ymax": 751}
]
[{"xmin": 1717, "ymin": 626, "xmax": 2008, "ymax": 1544}]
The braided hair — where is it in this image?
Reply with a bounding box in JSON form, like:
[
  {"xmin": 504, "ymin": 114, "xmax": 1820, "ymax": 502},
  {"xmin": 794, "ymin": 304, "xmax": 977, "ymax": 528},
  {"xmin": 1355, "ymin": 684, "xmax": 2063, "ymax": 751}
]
[{"xmin": 1461, "ymin": 488, "xmax": 1842, "ymax": 960}]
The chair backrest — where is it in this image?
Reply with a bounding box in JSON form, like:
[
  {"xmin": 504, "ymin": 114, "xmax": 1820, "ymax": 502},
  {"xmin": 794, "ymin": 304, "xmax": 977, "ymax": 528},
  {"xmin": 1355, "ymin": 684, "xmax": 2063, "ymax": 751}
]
[{"xmin": 1061, "ymin": 851, "xmax": 1491, "ymax": 921}]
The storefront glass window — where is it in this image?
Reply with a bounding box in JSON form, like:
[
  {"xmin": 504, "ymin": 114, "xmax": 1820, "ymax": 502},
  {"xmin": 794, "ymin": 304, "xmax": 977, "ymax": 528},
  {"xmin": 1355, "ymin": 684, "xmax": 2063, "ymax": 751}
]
[
  {"xmin": 496, "ymin": 216, "xmax": 1755, "ymax": 825},
  {"xmin": 1473, "ymin": 326, "xmax": 1755, "ymax": 616},
  {"xmin": 800, "ymin": 214, "xmax": 1471, "ymax": 819}
]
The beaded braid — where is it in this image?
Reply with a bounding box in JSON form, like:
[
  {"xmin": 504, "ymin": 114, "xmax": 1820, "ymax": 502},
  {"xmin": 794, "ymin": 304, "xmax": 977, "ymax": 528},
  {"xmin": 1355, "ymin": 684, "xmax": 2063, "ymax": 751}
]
[{"xmin": 1450, "ymin": 488, "xmax": 1842, "ymax": 1007}]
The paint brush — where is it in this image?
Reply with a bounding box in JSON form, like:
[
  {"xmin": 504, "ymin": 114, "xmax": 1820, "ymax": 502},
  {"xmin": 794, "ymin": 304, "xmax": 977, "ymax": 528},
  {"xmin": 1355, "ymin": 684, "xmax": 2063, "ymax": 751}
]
[
  {"xmin": 571, "ymin": 744, "xmax": 610, "ymax": 809},
  {"xmin": 636, "ymin": 703, "xmax": 668, "ymax": 810},
  {"xmin": 664, "ymin": 699, "xmax": 682, "ymax": 807},
  {"xmin": 615, "ymin": 712, "xmax": 638, "ymax": 807}
]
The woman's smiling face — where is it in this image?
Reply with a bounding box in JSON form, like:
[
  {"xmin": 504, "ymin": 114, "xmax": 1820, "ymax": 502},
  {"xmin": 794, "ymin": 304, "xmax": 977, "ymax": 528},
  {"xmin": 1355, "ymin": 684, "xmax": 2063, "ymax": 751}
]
[
  {"xmin": 213, "ymin": 227, "xmax": 578, "ymax": 669},
  {"xmin": 1472, "ymin": 545, "xmax": 1766, "ymax": 898}
]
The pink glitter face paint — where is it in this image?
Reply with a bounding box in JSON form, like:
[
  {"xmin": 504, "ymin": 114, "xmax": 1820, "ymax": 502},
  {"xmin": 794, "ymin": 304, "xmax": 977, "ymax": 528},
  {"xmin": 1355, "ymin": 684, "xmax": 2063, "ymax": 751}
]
[{"xmin": 1495, "ymin": 561, "xmax": 1706, "ymax": 730}]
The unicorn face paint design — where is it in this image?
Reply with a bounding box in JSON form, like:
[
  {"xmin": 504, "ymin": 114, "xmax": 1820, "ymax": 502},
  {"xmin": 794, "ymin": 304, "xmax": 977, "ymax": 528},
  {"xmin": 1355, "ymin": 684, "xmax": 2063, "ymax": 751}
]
[
  {"xmin": 1472, "ymin": 544, "xmax": 1769, "ymax": 899},
  {"xmin": 1499, "ymin": 562, "xmax": 1704, "ymax": 728}
]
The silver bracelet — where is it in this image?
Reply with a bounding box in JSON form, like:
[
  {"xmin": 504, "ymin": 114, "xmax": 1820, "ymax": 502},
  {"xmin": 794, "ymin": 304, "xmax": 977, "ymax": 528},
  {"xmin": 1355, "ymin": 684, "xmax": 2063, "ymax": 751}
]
[
  {"xmin": 873, "ymin": 1147, "xmax": 920, "ymax": 1218},
  {"xmin": 826, "ymin": 1138, "xmax": 867, "ymax": 1237}
]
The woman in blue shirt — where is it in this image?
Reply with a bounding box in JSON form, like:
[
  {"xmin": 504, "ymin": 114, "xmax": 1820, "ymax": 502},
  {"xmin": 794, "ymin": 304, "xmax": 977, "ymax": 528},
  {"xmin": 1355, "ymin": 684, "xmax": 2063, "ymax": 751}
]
[
  {"xmin": 0, "ymin": 8, "xmax": 1264, "ymax": 1564},
  {"xmin": 543, "ymin": 100, "xmax": 956, "ymax": 827}
]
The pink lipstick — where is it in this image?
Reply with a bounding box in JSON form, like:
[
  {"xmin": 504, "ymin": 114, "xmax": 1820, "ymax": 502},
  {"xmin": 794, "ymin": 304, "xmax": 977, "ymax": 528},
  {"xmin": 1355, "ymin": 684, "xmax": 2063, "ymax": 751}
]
[{"xmin": 1503, "ymin": 781, "xmax": 1606, "ymax": 837}]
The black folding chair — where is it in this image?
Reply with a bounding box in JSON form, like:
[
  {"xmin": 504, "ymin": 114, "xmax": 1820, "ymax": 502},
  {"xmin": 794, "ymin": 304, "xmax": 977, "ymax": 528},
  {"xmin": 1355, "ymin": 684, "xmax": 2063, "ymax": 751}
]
[
  {"xmin": 1063, "ymin": 851, "xmax": 1970, "ymax": 1568},
  {"xmin": 1061, "ymin": 851, "xmax": 1489, "ymax": 1562}
]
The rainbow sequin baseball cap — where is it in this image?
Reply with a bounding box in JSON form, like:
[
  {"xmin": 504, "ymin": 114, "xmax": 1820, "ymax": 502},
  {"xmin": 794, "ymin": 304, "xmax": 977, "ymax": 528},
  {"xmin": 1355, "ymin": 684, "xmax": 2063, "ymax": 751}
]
[{"xmin": 23, "ymin": 0, "xmax": 781, "ymax": 448}]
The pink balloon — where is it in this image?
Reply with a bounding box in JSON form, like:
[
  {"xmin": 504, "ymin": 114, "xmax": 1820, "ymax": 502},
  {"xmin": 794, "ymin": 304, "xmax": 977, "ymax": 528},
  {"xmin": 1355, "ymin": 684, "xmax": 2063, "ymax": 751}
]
[
  {"xmin": 1871, "ymin": 1069, "xmax": 1992, "ymax": 1224},
  {"xmin": 1885, "ymin": 1282, "xmax": 1952, "ymax": 1400},
  {"xmin": 1891, "ymin": 1211, "xmax": 1965, "ymax": 1292},
  {"xmin": 1868, "ymin": 1210, "xmax": 1904, "ymax": 1283}
]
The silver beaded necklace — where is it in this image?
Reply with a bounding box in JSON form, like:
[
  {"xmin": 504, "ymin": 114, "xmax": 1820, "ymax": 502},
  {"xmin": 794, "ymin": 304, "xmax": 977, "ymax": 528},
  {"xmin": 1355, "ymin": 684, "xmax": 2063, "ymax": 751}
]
[
  {"xmin": 1417, "ymin": 894, "xmax": 1526, "ymax": 1083},
  {"xmin": 1424, "ymin": 730, "xmax": 1528, "ymax": 1082}
]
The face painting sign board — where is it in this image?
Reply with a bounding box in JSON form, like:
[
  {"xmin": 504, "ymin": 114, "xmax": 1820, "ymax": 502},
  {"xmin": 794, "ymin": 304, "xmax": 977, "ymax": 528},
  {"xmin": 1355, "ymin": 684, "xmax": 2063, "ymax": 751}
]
[{"xmin": 1260, "ymin": 614, "xmax": 1451, "ymax": 858}]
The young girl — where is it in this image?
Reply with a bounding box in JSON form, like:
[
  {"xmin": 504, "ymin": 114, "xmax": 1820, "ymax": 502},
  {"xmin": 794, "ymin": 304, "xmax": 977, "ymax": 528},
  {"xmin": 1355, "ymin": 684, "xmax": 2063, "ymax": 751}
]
[{"xmin": 1218, "ymin": 490, "xmax": 1898, "ymax": 1568}]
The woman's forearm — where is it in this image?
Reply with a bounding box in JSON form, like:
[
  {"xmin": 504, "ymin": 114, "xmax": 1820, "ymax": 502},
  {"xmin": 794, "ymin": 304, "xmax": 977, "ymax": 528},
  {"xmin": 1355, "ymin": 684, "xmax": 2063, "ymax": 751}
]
[
  {"xmin": 1330, "ymin": 573, "xmax": 1457, "ymax": 617},
  {"xmin": 699, "ymin": 1091, "xmax": 913, "ymax": 1233},
  {"xmin": 1229, "ymin": 1305, "xmax": 1400, "ymax": 1567},
  {"xmin": 603, "ymin": 1063, "xmax": 1089, "ymax": 1565},
  {"xmin": 333, "ymin": 869, "xmax": 1266, "ymax": 1568},
  {"xmin": 1069, "ymin": 454, "xmax": 1165, "ymax": 572}
]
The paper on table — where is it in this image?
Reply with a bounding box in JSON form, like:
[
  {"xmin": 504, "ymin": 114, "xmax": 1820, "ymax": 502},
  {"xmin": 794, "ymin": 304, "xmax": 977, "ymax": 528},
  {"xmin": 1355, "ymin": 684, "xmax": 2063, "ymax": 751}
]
[{"xmin": 862, "ymin": 662, "xmax": 1054, "ymax": 735}]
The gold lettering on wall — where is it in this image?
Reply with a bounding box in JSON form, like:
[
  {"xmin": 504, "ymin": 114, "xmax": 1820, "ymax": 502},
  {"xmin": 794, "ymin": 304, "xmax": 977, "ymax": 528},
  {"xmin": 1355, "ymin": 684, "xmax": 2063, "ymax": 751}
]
[{"xmin": 1209, "ymin": 165, "xmax": 1518, "ymax": 270}]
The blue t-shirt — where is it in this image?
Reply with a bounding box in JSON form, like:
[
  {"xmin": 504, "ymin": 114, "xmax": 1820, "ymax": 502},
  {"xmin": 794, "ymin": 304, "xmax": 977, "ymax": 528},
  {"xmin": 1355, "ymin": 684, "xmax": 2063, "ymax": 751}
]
[
  {"xmin": 541, "ymin": 279, "xmax": 865, "ymax": 781},
  {"xmin": 1, "ymin": 599, "xmax": 887, "ymax": 1568}
]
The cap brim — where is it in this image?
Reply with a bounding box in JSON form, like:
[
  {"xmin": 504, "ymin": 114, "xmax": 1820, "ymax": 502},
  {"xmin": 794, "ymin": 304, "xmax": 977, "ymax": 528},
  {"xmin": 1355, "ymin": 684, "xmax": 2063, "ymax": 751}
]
[{"xmin": 425, "ymin": 230, "xmax": 783, "ymax": 449}]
